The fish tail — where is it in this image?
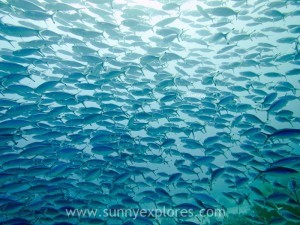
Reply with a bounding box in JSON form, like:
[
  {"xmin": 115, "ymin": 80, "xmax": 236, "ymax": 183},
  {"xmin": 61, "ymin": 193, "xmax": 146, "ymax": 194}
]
[
  {"xmin": 179, "ymin": 28, "xmax": 188, "ymax": 41},
  {"xmin": 251, "ymin": 166, "xmax": 263, "ymax": 180},
  {"xmin": 177, "ymin": 11, "xmax": 182, "ymax": 19},
  {"xmin": 249, "ymin": 29, "xmax": 256, "ymax": 41},
  {"xmin": 7, "ymin": 40, "xmax": 15, "ymax": 48},
  {"xmin": 37, "ymin": 30, "xmax": 45, "ymax": 40},
  {"xmin": 7, "ymin": 13, "xmax": 14, "ymax": 20},
  {"xmin": 50, "ymin": 11, "xmax": 58, "ymax": 24},
  {"xmin": 0, "ymin": 82, "xmax": 6, "ymax": 91},
  {"xmin": 74, "ymin": 90, "xmax": 82, "ymax": 103},
  {"xmin": 25, "ymin": 64, "xmax": 31, "ymax": 73},
  {"xmin": 151, "ymin": 25, "xmax": 155, "ymax": 33},
  {"xmin": 178, "ymin": 4, "xmax": 181, "ymax": 13},
  {"xmin": 261, "ymin": 132, "xmax": 270, "ymax": 144}
]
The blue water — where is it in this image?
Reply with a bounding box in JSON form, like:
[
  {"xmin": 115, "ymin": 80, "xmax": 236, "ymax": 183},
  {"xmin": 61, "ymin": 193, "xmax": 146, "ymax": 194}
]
[{"xmin": 0, "ymin": 0, "xmax": 300, "ymax": 224}]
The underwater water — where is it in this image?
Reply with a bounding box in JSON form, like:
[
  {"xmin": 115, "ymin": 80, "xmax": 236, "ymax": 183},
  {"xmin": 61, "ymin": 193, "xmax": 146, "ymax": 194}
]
[{"xmin": 0, "ymin": 0, "xmax": 300, "ymax": 224}]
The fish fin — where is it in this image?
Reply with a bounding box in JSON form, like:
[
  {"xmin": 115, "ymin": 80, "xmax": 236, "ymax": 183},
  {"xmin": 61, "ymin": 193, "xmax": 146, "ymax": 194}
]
[
  {"xmin": 251, "ymin": 166, "xmax": 263, "ymax": 180},
  {"xmin": 7, "ymin": 39, "xmax": 15, "ymax": 48},
  {"xmin": 261, "ymin": 132, "xmax": 270, "ymax": 143},
  {"xmin": 50, "ymin": 10, "xmax": 58, "ymax": 24}
]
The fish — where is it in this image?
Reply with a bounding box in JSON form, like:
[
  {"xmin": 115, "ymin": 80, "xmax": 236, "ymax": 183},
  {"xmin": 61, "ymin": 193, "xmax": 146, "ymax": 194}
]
[
  {"xmin": 252, "ymin": 166, "xmax": 299, "ymax": 180},
  {"xmin": 0, "ymin": 0, "xmax": 299, "ymax": 224},
  {"xmin": 263, "ymin": 129, "xmax": 300, "ymax": 143},
  {"xmin": 208, "ymin": 7, "xmax": 238, "ymax": 18},
  {"xmin": 278, "ymin": 210, "xmax": 300, "ymax": 223}
]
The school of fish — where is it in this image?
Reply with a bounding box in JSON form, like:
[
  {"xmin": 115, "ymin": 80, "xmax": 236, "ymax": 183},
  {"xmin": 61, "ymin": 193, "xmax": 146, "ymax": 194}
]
[{"xmin": 0, "ymin": 0, "xmax": 300, "ymax": 224}]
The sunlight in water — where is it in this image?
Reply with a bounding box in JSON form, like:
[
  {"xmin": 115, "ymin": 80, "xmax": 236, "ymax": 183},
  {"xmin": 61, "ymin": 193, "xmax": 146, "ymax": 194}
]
[{"xmin": 115, "ymin": 0, "xmax": 162, "ymax": 9}]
